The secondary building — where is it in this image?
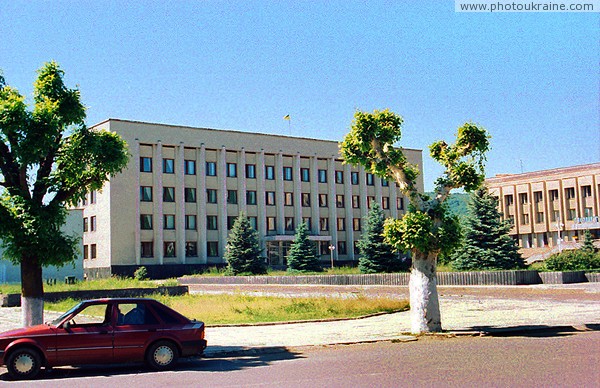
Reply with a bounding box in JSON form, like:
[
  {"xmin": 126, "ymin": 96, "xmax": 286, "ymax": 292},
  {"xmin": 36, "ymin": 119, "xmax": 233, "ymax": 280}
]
[
  {"xmin": 79, "ymin": 119, "xmax": 423, "ymax": 279},
  {"xmin": 486, "ymin": 163, "xmax": 600, "ymax": 255}
]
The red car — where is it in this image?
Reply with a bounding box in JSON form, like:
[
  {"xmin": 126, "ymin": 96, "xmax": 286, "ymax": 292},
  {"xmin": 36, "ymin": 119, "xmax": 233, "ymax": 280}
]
[{"xmin": 0, "ymin": 298, "xmax": 207, "ymax": 380}]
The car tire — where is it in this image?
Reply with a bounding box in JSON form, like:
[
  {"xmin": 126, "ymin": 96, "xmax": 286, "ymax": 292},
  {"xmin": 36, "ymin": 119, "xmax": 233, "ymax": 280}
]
[
  {"xmin": 146, "ymin": 340, "xmax": 179, "ymax": 370},
  {"xmin": 6, "ymin": 347, "xmax": 42, "ymax": 380}
]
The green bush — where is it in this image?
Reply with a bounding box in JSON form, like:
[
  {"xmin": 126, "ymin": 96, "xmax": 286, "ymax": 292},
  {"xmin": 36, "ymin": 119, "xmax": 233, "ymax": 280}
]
[
  {"xmin": 544, "ymin": 250, "xmax": 600, "ymax": 272},
  {"xmin": 134, "ymin": 266, "xmax": 148, "ymax": 281}
]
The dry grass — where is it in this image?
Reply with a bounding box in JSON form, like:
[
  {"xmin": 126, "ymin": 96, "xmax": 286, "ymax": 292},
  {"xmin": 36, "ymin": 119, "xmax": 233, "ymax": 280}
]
[{"xmin": 45, "ymin": 293, "xmax": 409, "ymax": 325}]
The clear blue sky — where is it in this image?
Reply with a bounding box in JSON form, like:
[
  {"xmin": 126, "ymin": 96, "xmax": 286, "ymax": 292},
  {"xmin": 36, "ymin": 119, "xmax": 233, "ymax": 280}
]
[{"xmin": 1, "ymin": 1, "xmax": 598, "ymax": 190}]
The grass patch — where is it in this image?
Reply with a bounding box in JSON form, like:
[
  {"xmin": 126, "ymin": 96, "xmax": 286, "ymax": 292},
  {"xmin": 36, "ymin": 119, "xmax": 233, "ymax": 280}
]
[
  {"xmin": 45, "ymin": 293, "xmax": 409, "ymax": 325},
  {"xmin": 0, "ymin": 277, "xmax": 179, "ymax": 295},
  {"xmin": 196, "ymin": 266, "xmax": 364, "ymax": 277}
]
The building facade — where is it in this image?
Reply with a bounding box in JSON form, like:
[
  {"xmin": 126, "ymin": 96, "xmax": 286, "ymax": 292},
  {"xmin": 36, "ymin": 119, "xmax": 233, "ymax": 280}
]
[
  {"xmin": 486, "ymin": 163, "xmax": 600, "ymax": 253},
  {"xmin": 79, "ymin": 119, "xmax": 423, "ymax": 278}
]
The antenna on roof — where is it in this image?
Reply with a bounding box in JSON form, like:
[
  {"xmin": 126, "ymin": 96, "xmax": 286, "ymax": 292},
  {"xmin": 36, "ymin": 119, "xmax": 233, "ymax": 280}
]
[{"xmin": 519, "ymin": 159, "xmax": 524, "ymax": 174}]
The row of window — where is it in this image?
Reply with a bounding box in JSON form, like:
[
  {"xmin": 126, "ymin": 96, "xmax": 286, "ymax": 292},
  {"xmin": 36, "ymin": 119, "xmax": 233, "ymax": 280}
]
[
  {"xmin": 505, "ymin": 185, "xmax": 594, "ymax": 206},
  {"xmin": 83, "ymin": 216, "xmax": 97, "ymax": 232},
  {"xmin": 140, "ymin": 186, "xmax": 405, "ymax": 210},
  {"xmin": 140, "ymin": 214, "xmax": 364, "ymax": 232},
  {"xmin": 508, "ymin": 207, "xmax": 594, "ymax": 225},
  {"xmin": 140, "ymin": 157, "xmax": 389, "ymax": 185}
]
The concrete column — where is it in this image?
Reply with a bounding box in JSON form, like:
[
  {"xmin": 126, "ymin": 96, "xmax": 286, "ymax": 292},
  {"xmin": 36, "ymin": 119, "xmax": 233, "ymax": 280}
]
[
  {"xmin": 176, "ymin": 143, "xmax": 186, "ymax": 264},
  {"xmin": 154, "ymin": 141, "xmax": 163, "ymax": 265},
  {"xmin": 294, "ymin": 153, "xmax": 302, "ymax": 229},
  {"xmin": 239, "ymin": 148, "xmax": 247, "ymax": 214},
  {"xmin": 359, "ymin": 165, "xmax": 368, "ymax": 219},
  {"xmin": 328, "ymin": 157, "xmax": 337, "ymax": 262},
  {"xmin": 134, "ymin": 139, "xmax": 141, "ymax": 265},
  {"xmin": 390, "ymin": 180, "xmax": 398, "ymax": 219},
  {"xmin": 276, "ymin": 152, "xmax": 284, "ymax": 234},
  {"xmin": 257, "ymin": 150, "xmax": 267, "ymax": 247},
  {"xmin": 197, "ymin": 144, "xmax": 207, "ymax": 263},
  {"xmin": 218, "ymin": 146, "xmax": 228, "ymax": 261},
  {"xmin": 310, "ymin": 155, "xmax": 320, "ymax": 235},
  {"xmin": 343, "ymin": 163, "xmax": 354, "ymax": 261}
]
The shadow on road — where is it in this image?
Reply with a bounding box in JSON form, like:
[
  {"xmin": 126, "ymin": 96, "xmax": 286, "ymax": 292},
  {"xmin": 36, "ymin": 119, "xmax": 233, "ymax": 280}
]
[
  {"xmin": 0, "ymin": 346, "xmax": 304, "ymax": 381},
  {"xmin": 471, "ymin": 324, "xmax": 600, "ymax": 338}
]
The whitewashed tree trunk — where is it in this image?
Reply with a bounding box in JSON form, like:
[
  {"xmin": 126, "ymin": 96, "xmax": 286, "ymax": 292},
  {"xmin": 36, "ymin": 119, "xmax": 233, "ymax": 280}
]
[
  {"xmin": 409, "ymin": 252, "xmax": 442, "ymax": 333},
  {"xmin": 21, "ymin": 296, "xmax": 44, "ymax": 327}
]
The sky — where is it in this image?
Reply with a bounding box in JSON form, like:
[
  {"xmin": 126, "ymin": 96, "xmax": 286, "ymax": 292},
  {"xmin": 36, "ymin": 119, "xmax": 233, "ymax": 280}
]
[{"xmin": 1, "ymin": 1, "xmax": 598, "ymax": 191}]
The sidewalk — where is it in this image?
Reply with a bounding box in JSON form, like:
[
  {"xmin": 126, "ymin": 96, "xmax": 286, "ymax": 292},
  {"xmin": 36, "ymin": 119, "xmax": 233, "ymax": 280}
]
[{"xmin": 1, "ymin": 284, "xmax": 598, "ymax": 358}]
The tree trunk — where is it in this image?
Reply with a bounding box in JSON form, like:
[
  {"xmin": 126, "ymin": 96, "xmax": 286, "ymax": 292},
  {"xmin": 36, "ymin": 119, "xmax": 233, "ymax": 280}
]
[
  {"xmin": 20, "ymin": 255, "xmax": 44, "ymax": 327},
  {"xmin": 409, "ymin": 251, "xmax": 442, "ymax": 334}
]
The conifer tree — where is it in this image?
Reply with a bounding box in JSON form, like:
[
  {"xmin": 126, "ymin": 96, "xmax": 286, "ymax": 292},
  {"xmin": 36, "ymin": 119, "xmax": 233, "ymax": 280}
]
[
  {"xmin": 581, "ymin": 229, "xmax": 595, "ymax": 254},
  {"xmin": 358, "ymin": 204, "xmax": 401, "ymax": 273},
  {"xmin": 287, "ymin": 221, "xmax": 321, "ymax": 272},
  {"xmin": 224, "ymin": 213, "xmax": 267, "ymax": 275},
  {"xmin": 451, "ymin": 187, "xmax": 524, "ymax": 270}
]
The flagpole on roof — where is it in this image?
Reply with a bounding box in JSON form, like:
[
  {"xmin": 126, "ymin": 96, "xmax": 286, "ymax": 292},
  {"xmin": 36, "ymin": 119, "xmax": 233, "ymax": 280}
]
[{"xmin": 283, "ymin": 114, "xmax": 291, "ymax": 135}]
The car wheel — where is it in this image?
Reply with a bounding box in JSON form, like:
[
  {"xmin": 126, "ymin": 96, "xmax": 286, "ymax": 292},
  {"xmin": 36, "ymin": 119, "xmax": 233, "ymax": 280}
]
[
  {"xmin": 6, "ymin": 348, "xmax": 42, "ymax": 380},
  {"xmin": 146, "ymin": 340, "xmax": 179, "ymax": 370}
]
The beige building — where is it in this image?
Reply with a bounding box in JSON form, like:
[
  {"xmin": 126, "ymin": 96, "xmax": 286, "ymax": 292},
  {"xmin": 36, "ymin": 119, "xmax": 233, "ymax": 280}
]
[
  {"xmin": 486, "ymin": 163, "xmax": 600, "ymax": 254},
  {"xmin": 79, "ymin": 119, "xmax": 423, "ymax": 279}
]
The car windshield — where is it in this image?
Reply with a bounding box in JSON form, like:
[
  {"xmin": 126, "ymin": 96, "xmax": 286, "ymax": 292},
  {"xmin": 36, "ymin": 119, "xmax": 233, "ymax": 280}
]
[{"xmin": 49, "ymin": 302, "xmax": 84, "ymax": 326}]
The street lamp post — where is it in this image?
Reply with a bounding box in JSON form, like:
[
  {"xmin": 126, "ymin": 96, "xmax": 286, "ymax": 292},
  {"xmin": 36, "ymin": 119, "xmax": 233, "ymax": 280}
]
[
  {"xmin": 328, "ymin": 244, "xmax": 335, "ymax": 269},
  {"xmin": 557, "ymin": 215, "xmax": 564, "ymax": 253}
]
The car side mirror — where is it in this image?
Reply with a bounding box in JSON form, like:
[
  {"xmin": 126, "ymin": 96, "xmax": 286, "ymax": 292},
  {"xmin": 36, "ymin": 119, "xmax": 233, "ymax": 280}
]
[{"xmin": 63, "ymin": 321, "xmax": 71, "ymax": 330}]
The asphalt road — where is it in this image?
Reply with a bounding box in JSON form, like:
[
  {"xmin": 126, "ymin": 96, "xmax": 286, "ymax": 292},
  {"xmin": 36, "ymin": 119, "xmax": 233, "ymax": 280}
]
[{"xmin": 2, "ymin": 330, "xmax": 599, "ymax": 387}]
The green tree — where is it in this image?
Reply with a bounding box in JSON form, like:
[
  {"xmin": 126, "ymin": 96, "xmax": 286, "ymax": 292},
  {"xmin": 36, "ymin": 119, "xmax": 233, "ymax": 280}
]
[
  {"xmin": 224, "ymin": 213, "xmax": 267, "ymax": 275},
  {"xmin": 340, "ymin": 109, "xmax": 489, "ymax": 333},
  {"xmin": 358, "ymin": 203, "xmax": 403, "ymax": 273},
  {"xmin": 0, "ymin": 62, "xmax": 129, "ymax": 326},
  {"xmin": 581, "ymin": 229, "xmax": 595, "ymax": 254},
  {"xmin": 287, "ymin": 221, "xmax": 321, "ymax": 272},
  {"xmin": 451, "ymin": 187, "xmax": 524, "ymax": 270}
]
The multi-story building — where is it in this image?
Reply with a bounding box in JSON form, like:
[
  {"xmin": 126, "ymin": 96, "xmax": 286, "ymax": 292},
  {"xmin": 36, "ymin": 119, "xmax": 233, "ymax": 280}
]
[
  {"xmin": 486, "ymin": 163, "xmax": 600, "ymax": 254},
  {"xmin": 79, "ymin": 119, "xmax": 423, "ymax": 279}
]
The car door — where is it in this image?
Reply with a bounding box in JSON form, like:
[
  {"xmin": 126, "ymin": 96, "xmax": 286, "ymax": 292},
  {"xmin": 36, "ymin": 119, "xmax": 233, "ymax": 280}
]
[
  {"xmin": 112, "ymin": 302, "xmax": 161, "ymax": 362},
  {"xmin": 53, "ymin": 302, "xmax": 114, "ymax": 365}
]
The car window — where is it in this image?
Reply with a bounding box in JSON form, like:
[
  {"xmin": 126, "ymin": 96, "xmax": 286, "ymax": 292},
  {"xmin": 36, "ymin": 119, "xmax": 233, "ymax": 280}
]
[
  {"xmin": 116, "ymin": 303, "xmax": 159, "ymax": 325},
  {"xmin": 151, "ymin": 304, "xmax": 181, "ymax": 325},
  {"xmin": 70, "ymin": 304, "xmax": 110, "ymax": 326},
  {"xmin": 51, "ymin": 302, "xmax": 84, "ymax": 325}
]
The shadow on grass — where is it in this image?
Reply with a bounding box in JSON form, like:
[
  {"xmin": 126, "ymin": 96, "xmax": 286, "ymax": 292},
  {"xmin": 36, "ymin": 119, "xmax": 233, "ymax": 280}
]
[
  {"xmin": 471, "ymin": 324, "xmax": 600, "ymax": 338},
  {"xmin": 0, "ymin": 346, "xmax": 303, "ymax": 381}
]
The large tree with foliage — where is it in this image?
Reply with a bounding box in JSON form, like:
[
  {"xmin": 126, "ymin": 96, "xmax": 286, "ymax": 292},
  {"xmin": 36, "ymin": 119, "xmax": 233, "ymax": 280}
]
[
  {"xmin": 358, "ymin": 203, "xmax": 402, "ymax": 273},
  {"xmin": 451, "ymin": 187, "xmax": 524, "ymax": 270},
  {"xmin": 287, "ymin": 221, "xmax": 321, "ymax": 272},
  {"xmin": 0, "ymin": 62, "xmax": 129, "ymax": 326},
  {"xmin": 340, "ymin": 109, "xmax": 489, "ymax": 333},
  {"xmin": 224, "ymin": 213, "xmax": 267, "ymax": 275}
]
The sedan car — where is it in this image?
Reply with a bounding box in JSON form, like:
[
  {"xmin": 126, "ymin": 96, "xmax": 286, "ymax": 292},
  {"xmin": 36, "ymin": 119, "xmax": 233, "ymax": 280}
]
[{"xmin": 0, "ymin": 298, "xmax": 207, "ymax": 380}]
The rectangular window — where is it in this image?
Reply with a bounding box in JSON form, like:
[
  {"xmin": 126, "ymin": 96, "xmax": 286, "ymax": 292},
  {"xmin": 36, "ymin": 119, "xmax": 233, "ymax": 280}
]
[
  {"xmin": 185, "ymin": 242, "xmax": 198, "ymax": 257},
  {"xmin": 83, "ymin": 217, "xmax": 89, "ymax": 232},
  {"xmin": 284, "ymin": 192, "xmax": 294, "ymax": 206},
  {"xmin": 249, "ymin": 217, "xmax": 258, "ymax": 230},
  {"xmin": 83, "ymin": 245, "xmax": 89, "ymax": 260},
  {"xmin": 206, "ymin": 189, "xmax": 217, "ymax": 204},
  {"xmin": 283, "ymin": 166, "xmax": 293, "ymax": 181},
  {"xmin": 552, "ymin": 210, "xmax": 559, "ymax": 222},
  {"xmin": 163, "ymin": 187, "xmax": 175, "ymax": 202},
  {"xmin": 185, "ymin": 188, "xmax": 196, "ymax": 203},
  {"xmin": 206, "ymin": 215, "xmax": 218, "ymax": 230},
  {"xmin": 352, "ymin": 195, "xmax": 360, "ymax": 209},
  {"xmin": 225, "ymin": 162, "xmax": 236, "ymax": 178},
  {"xmin": 354, "ymin": 241, "xmax": 360, "ymax": 255},
  {"xmin": 91, "ymin": 244, "xmax": 97, "ymax": 259},
  {"xmin": 227, "ymin": 216, "xmax": 237, "ymax": 230},
  {"xmin": 302, "ymin": 217, "xmax": 312, "ymax": 230},
  {"xmin": 565, "ymin": 187, "xmax": 575, "ymax": 199},
  {"xmin": 584, "ymin": 207, "xmax": 593, "ymax": 217},
  {"xmin": 318, "ymin": 169, "xmax": 327, "ymax": 183},
  {"xmin": 141, "ymin": 242, "xmax": 153, "ymax": 258},
  {"xmin": 285, "ymin": 217, "xmax": 294, "ymax": 231},
  {"xmin": 337, "ymin": 218, "xmax": 345, "ymax": 231},
  {"xmin": 337, "ymin": 241, "xmax": 347, "ymax": 255},
  {"xmin": 382, "ymin": 197, "xmax": 390, "ymax": 210},
  {"xmin": 519, "ymin": 193, "xmax": 528, "ymax": 205},
  {"xmin": 185, "ymin": 215, "xmax": 197, "ymax": 230},
  {"xmin": 353, "ymin": 218, "xmax": 361, "ymax": 231},
  {"xmin": 336, "ymin": 195, "xmax": 345, "ymax": 208},
  {"xmin": 521, "ymin": 213, "xmax": 529, "ymax": 225},
  {"xmin": 301, "ymin": 168, "xmax": 310, "ymax": 182},
  {"xmin": 184, "ymin": 160, "xmax": 196, "ymax": 175},
  {"xmin": 381, "ymin": 179, "xmax": 389, "ymax": 187},
  {"xmin": 549, "ymin": 189, "xmax": 559, "ymax": 201},
  {"xmin": 266, "ymin": 217, "xmax": 276, "ymax": 231},
  {"xmin": 567, "ymin": 209, "xmax": 576, "ymax": 220},
  {"xmin": 140, "ymin": 214, "xmax": 153, "ymax": 230},
  {"xmin": 266, "ymin": 191, "xmax": 276, "ymax": 206},
  {"xmin": 366, "ymin": 173, "xmax": 374, "ymax": 186},
  {"xmin": 227, "ymin": 190, "xmax": 238, "ymax": 204},
  {"xmin": 582, "ymin": 185, "xmax": 592, "ymax": 198},
  {"xmin": 164, "ymin": 242, "xmax": 176, "ymax": 257},
  {"xmin": 505, "ymin": 195, "xmax": 514, "ymax": 206},
  {"xmin": 141, "ymin": 186, "xmax": 153, "ymax": 202},
  {"xmin": 164, "ymin": 215, "xmax": 175, "ymax": 230},
  {"xmin": 90, "ymin": 191, "xmax": 97, "ymax": 204},
  {"xmin": 320, "ymin": 241, "xmax": 330, "ymax": 256},
  {"xmin": 206, "ymin": 161, "xmax": 217, "ymax": 176},
  {"xmin": 246, "ymin": 190, "xmax": 257, "ymax": 205},
  {"xmin": 140, "ymin": 157, "xmax": 152, "ymax": 172},
  {"xmin": 207, "ymin": 242, "xmax": 219, "ymax": 257},
  {"xmin": 536, "ymin": 212, "xmax": 544, "ymax": 223},
  {"xmin": 163, "ymin": 158, "xmax": 174, "ymax": 174},
  {"xmin": 246, "ymin": 164, "xmax": 256, "ymax": 179},
  {"xmin": 302, "ymin": 193, "xmax": 311, "ymax": 207},
  {"xmin": 319, "ymin": 194, "xmax": 328, "ymax": 207},
  {"xmin": 351, "ymin": 172, "xmax": 359, "ymax": 185},
  {"xmin": 397, "ymin": 197, "xmax": 404, "ymax": 210},
  {"xmin": 367, "ymin": 196, "xmax": 375, "ymax": 209},
  {"xmin": 265, "ymin": 165, "xmax": 275, "ymax": 180},
  {"xmin": 90, "ymin": 216, "xmax": 97, "ymax": 231},
  {"xmin": 533, "ymin": 191, "xmax": 543, "ymax": 203},
  {"xmin": 335, "ymin": 171, "xmax": 344, "ymax": 184},
  {"xmin": 320, "ymin": 217, "xmax": 329, "ymax": 231}
]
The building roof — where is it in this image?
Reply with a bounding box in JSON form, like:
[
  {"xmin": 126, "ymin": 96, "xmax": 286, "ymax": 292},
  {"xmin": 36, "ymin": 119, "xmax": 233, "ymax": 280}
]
[{"xmin": 486, "ymin": 162, "xmax": 600, "ymax": 185}]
